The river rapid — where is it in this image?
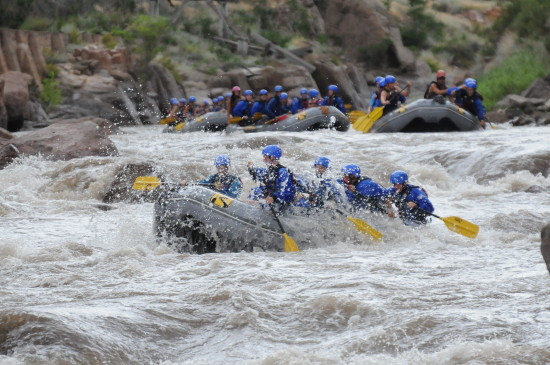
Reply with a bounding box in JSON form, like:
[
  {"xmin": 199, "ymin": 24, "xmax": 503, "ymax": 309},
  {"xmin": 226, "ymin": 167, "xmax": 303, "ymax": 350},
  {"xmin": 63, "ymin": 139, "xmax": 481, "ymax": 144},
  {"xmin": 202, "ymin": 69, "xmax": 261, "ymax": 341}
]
[{"xmin": 1, "ymin": 123, "xmax": 549, "ymax": 364}]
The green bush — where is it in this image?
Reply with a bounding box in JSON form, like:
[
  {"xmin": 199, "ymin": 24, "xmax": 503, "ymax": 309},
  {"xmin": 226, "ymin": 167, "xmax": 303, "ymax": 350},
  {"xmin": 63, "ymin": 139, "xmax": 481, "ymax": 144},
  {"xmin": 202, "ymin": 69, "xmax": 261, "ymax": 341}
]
[
  {"xmin": 493, "ymin": 0, "xmax": 550, "ymax": 47},
  {"xmin": 433, "ymin": 36, "xmax": 476, "ymax": 68},
  {"xmin": 124, "ymin": 15, "xmax": 173, "ymax": 63},
  {"xmin": 260, "ymin": 30, "xmax": 291, "ymax": 48},
  {"xmin": 400, "ymin": 5, "xmax": 444, "ymax": 51},
  {"xmin": 478, "ymin": 48, "xmax": 550, "ymax": 110},
  {"xmin": 102, "ymin": 33, "xmax": 118, "ymax": 49},
  {"xmin": 20, "ymin": 17, "xmax": 54, "ymax": 31},
  {"xmin": 40, "ymin": 72, "xmax": 62, "ymax": 108}
]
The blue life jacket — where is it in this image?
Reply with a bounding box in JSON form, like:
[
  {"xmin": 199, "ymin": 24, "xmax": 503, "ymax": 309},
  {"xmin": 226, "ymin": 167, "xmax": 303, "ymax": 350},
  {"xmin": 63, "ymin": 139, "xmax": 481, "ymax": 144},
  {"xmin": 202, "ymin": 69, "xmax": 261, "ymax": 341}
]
[
  {"xmin": 198, "ymin": 173, "xmax": 243, "ymax": 198},
  {"xmin": 321, "ymin": 95, "xmax": 346, "ymax": 114},
  {"xmin": 248, "ymin": 164, "xmax": 295, "ymax": 204},
  {"xmin": 233, "ymin": 100, "xmax": 253, "ymax": 117},
  {"xmin": 387, "ymin": 184, "xmax": 434, "ymax": 224},
  {"xmin": 342, "ymin": 177, "xmax": 386, "ymax": 213},
  {"xmin": 453, "ymin": 89, "xmax": 486, "ymax": 120}
]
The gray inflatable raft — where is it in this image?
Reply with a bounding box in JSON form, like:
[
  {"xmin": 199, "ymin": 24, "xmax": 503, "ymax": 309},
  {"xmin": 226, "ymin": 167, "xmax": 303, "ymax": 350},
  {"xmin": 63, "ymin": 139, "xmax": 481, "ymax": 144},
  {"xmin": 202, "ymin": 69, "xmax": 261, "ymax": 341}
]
[
  {"xmin": 225, "ymin": 106, "xmax": 350, "ymax": 133},
  {"xmin": 154, "ymin": 185, "xmax": 291, "ymax": 253},
  {"xmin": 369, "ymin": 98, "xmax": 481, "ymax": 133},
  {"xmin": 163, "ymin": 111, "xmax": 228, "ymax": 133}
]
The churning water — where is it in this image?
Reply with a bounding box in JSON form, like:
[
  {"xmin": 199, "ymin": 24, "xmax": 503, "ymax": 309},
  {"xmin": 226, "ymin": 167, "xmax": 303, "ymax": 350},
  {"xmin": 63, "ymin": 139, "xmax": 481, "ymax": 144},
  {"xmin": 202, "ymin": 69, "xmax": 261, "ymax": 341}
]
[{"xmin": 1, "ymin": 123, "xmax": 549, "ymax": 364}]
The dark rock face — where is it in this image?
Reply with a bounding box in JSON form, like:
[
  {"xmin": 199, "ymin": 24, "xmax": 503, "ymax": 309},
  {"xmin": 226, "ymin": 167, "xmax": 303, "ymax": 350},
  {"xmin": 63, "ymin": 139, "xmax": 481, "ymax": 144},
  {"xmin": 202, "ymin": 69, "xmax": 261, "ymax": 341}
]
[
  {"xmin": 542, "ymin": 223, "xmax": 550, "ymax": 274},
  {"xmin": 103, "ymin": 163, "xmax": 164, "ymax": 203},
  {"xmin": 0, "ymin": 117, "xmax": 118, "ymax": 169}
]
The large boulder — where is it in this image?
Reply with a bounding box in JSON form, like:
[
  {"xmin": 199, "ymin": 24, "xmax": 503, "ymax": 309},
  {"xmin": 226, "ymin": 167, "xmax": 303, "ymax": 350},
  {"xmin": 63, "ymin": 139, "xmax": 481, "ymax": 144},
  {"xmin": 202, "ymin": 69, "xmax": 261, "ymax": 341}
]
[
  {"xmin": 0, "ymin": 117, "xmax": 118, "ymax": 169},
  {"xmin": 0, "ymin": 78, "xmax": 7, "ymax": 130},
  {"xmin": 313, "ymin": 0, "xmax": 416, "ymax": 72},
  {"xmin": 542, "ymin": 223, "xmax": 550, "ymax": 274},
  {"xmin": 0, "ymin": 71, "xmax": 33, "ymax": 132},
  {"xmin": 103, "ymin": 163, "xmax": 165, "ymax": 203}
]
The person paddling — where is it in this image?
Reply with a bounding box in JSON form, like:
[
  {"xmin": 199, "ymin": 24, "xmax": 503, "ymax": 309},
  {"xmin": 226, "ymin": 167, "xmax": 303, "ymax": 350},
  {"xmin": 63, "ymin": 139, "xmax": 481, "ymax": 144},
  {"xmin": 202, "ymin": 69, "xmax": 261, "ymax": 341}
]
[
  {"xmin": 447, "ymin": 78, "xmax": 488, "ymax": 129},
  {"xmin": 181, "ymin": 155, "xmax": 242, "ymax": 198},
  {"xmin": 340, "ymin": 164, "xmax": 387, "ymax": 214},
  {"xmin": 424, "ymin": 70, "xmax": 449, "ymax": 100},
  {"xmin": 247, "ymin": 145, "xmax": 295, "ymax": 214},
  {"xmin": 380, "ymin": 75, "xmax": 411, "ymax": 115},
  {"xmin": 295, "ymin": 156, "xmax": 343, "ymax": 210},
  {"xmin": 385, "ymin": 171, "xmax": 434, "ymax": 226}
]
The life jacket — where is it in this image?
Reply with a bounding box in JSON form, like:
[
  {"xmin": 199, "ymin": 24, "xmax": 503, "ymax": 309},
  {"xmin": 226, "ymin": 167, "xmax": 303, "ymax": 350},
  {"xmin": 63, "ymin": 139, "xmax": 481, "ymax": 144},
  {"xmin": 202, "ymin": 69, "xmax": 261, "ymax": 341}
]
[
  {"xmin": 391, "ymin": 184, "xmax": 429, "ymax": 223},
  {"xmin": 353, "ymin": 177, "xmax": 386, "ymax": 213},
  {"xmin": 456, "ymin": 89, "xmax": 483, "ymax": 117},
  {"xmin": 229, "ymin": 95, "xmax": 240, "ymax": 114},
  {"xmin": 262, "ymin": 163, "xmax": 295, "ymax": 201},
  {"xmin": 300, "ymin": 97, "xmax": 309, "ymax": 110},
  {"xmin": 211, "ymin": 173, "xmax": 241, "ymax": 193},
  {"xmin": 424, "ymin": 81, "xmax": 447, "ymax": 99}
]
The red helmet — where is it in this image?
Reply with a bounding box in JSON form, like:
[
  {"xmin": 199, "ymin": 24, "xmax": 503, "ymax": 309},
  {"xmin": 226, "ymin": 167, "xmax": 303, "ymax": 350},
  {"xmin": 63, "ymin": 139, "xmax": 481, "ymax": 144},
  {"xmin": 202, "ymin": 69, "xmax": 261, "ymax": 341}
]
[{"xmin": 436, "ymin": 70, "xmax": 446, "ymax": 79}]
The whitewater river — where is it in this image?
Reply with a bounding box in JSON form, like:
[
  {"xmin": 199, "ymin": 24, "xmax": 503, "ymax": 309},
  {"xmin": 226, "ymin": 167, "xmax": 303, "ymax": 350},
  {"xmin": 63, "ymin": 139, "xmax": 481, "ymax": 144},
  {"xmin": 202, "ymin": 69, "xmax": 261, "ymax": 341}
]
[{"xmin": 1, "ymin": 123, "xmax": 549, "ymax": 364}]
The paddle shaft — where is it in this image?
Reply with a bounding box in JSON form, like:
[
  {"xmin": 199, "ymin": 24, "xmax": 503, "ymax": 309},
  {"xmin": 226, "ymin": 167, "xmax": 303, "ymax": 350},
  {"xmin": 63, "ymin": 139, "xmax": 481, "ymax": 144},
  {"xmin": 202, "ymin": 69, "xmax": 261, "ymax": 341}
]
[{"xmin": 269, "ymin": 204, "xmax": 288, "ymax": 234}]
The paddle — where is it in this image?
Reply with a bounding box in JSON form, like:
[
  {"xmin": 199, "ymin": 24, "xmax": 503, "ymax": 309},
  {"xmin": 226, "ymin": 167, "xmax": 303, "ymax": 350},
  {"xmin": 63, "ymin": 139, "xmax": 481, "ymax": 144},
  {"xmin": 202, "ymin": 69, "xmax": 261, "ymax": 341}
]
[
  {"xmin": 416, "ymin": 207, "xmax": 479, "ymax": 239},
  {"xmin": 269, "ymin": 205, "xmax": 299, "ymax": 252},
  {"xmin": 132, "ymin": 176, "xmax": 214, "ymax": 191},
  {"xmin": 353, "ymin": 85, "xmax": 410, "ymax": 133},
  {"xmin": 264, "ymin": 114, "xmax": 289, "ymax": 125},
  {"xmin": 347, "ymin": 110, "xmax": 367, "ymax": 124},
  {"xmin": 159, "ymin": 116, "xmax": 177, "ymax": 125},
  {"xmin": 228, "ymin": 116, "xmax": 243, "ymax": 124},
  {"xmin": 335, "ymin": 208, "xmax": 382, "ymax": 241}
]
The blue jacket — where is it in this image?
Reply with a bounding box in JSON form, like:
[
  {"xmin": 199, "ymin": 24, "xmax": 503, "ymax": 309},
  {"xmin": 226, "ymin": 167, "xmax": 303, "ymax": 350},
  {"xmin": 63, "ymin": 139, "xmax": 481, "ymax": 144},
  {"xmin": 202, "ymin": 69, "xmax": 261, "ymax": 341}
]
[
  {"xmin": 386, "ymin": 184, "xmax": 434, "ymax": 224},
  {"xmin": 291, "ymin": 97, "xmax": 310, "ymax": 114},
  {"xmin": 251, "ymin": 100, "xmax": 268, "ymax": 116},
  {"xmin": 198, "ymin": 173, "xmax": 242, "ymax": 198},
  {"xmin": 248, "ymin": 164, "xmax": 295, "ymax": 204},
  {"xmin": 266, "ymin": 97, "xmax": 290, "ymax": 119},
  {"xmin": 294, "ymin": 175, "xmax": 343, "ymax": 209},
  {"xmin": 232, "ymin": 100, "xmax": 253, "ymax": 117},
  {"xmin": 369, "ymin": 91, "xmax": 382, "ymax": 108},
  {"xmin": 321, "ymin": 95, "xmax": 346, "ymax": 114},
  {"xmin": 341, "ymin": 177, "xmax": 387, "ymax": 213},
  {"xmin": 448, "ymin": 88, "xmax": 486, "ymax": 120}
]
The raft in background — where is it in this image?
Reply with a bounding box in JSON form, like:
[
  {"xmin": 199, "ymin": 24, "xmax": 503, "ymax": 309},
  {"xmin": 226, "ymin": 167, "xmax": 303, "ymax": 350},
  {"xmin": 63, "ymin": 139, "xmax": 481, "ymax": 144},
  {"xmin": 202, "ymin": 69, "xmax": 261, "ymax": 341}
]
[
  {"xmin": 163, "ymin": 111, "xmax": 228, "ymax": 133},
  {"xmin": 369, "ymin": 99, "xmax": 482, "ymax": 133},
  {"xmin": 154, "ymin": 185, "xmax": 291, "ymax": 253}
]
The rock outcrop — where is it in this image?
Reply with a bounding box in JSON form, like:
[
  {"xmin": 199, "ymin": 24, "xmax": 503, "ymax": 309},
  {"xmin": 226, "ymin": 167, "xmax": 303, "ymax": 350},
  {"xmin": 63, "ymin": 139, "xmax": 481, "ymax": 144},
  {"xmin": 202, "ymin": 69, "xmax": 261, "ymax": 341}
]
[
  {"xmin": 0, "ymin": 117, "xmax": 118, "ymax": 169},
  {"xmin": 542, "ymin": 223, "xmax": 550, "ymax": 274}
]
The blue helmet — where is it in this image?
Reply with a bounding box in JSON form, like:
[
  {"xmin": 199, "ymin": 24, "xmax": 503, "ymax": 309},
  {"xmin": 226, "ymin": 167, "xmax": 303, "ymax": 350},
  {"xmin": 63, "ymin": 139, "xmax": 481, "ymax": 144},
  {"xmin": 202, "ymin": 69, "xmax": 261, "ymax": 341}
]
[
  {"xmin": 179, "ymin": 98, "xmax": 187, "ymax": 104},
  {"xmin": 259, "ymin": 89, "xmax": 268, "ymax": 95},
  {"xmin": 244, "ymin": 89, "xmax": 253, "ymax": 96},
  {"xmin": 309, "ymin": 89, "xmax": 319, "ymax": 97},
  {"xmin": 385, "ymin": 75, "xmax": 396, "ymax": 84},
  {"xmin": 274, "ymin": 85, "xmax": 283, "ymax": 92},
  {"xmin": 262, "ymin": 145, "xmax": 282, "ymax": 159},
  {"xmin": 300, "ymin": 88, "xmax": 308, "ymax": 94},
  {"xmin": 374, "ymin": 76, "xmax": 384, "ymax": 84},
  {"xmin": 170, "ymin": 97, "xmax": 178, "ymax": 105},
  {"xmin": 225, "ymin": 92, "xmax": 231, "ymax": 98},
  {"xmin": 314, "ymin": 156, "xmax": 330, "ymax": 168},
  {"xmin": 378, "ymin": 80, "xmax": 386, "ymax": 88},
  {"xmin": 342, "ymin": 164, "xmax": 361, "ymax": 177},
  {"xmin": 281, "ymin": 92, "xmax": 288, "ymax": 99},
  {"xmin": 328, "ymin": 84, "xmax": 338, "ymax": 92},
  {"xmin": 189, "ymin": 96, "xmax": 196, "ymax": 102},
  {"xmin": 390, "ymin": 171, "xmax": 408, "ymax": 184},
  {"xmin": 214, "ymin": 155, "xmax": 231, "ymax": 166},
  {"xmin": 203, "ymin": 100, "xmax": 209, "ymax": 105},
  {"xmin": 464, "ymin": 78, "xmax": 477, "ymax": 89}
]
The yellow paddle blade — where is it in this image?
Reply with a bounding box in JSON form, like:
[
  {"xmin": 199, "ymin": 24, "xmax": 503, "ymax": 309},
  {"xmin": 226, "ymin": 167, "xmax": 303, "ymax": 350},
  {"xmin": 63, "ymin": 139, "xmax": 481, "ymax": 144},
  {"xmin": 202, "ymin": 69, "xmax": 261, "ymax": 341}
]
[
  {"xmin": 441, "ymin": 216, "xmax": 479, "ymax": 239},
  {"xmin": 228, "ymin": 116, "xmax": 242, "ymax": 124},
  {"xmin": 347, "ymin": 216, "xmax": 383, "ymax": 241},
  {"xmin": 354, "ymin": 107, "xmax": 384, "ymax": 133},
  {"xmin": 132, "ymin": 176, "xmax": 162, "ymax": 191},
  {"xmin": 174, "ymin": 122, "xmax": 185, "ymax": 131},
  {"xmin": 159, "ymin": 116, "xmax": 176, "ymax": 125},
  {"xmin": 283, "ymin": 233, "xmax": 300, "ymax": 252},
  {"xmin": 347, "ymin": 110, "xmax": 367, "ymax": 124}
]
